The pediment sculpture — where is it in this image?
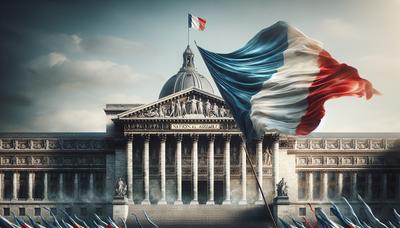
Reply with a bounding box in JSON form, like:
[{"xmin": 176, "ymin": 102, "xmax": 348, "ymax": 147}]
[{"xmin": 134, "ymin": 95, "xmax": 232, "ymax": 119}]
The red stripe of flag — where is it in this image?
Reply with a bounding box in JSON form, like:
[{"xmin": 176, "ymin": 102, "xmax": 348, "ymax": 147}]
[{"xmin": 296, "ymin": 50, "xmax": 380, "ymax": 135}]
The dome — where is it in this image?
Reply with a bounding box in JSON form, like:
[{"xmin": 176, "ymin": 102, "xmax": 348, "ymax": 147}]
[{"xmin": 159, "ymin": 46, "xmax": 214, "ymax": 98}]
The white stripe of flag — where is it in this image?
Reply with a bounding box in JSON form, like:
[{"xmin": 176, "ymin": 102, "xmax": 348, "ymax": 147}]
[{"xmin": 188, "ymin": 13, "xmax": 206, "ymax": 31}]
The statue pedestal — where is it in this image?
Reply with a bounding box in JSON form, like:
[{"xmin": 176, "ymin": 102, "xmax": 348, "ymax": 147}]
[
  {"xmin": 112, "ymin": 196, "xmax": 129, "ymax": 222},
  {"xmin": 273, "ymin": 196, "xmax": 290, "ymax": 223}
]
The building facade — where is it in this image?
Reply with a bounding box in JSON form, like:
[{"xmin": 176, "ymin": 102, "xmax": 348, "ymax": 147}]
[{"xmin": 0, "ymin": 46, "xmax": 399, "ymax": 227}]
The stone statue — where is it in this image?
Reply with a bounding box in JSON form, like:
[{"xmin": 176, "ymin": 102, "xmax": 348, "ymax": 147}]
[
  {"xmin": 220, "ymin": 105, "xmax": 226, "ymax": 117},
  {"xmin": 198, "ymin": 98, "xmax": 204, "ymax": 115},
  {"xmin": 276, "ymin": 178, "xmax": 288, "ymax": 197},
  {"xmin": 170, "ymin": 100, "xmax": 176, "ymax": 117},
  {"xmin": 212, "ymin": 103, "xmax": 219, "ymax": 117},
  {"xmin": 205, "ymin": 99, "xmax": 211, "ymax": 117},
  {"xmin": 181, "ymin": 99, "xmax": 187, "ymax": 116},
  {"xmin": 159, "ymin": 105, "xmax": 165, "ymax": 117},
  {"xmin": 189, "ymin": 95, "xmax": 198, "ymax": 114},
  {"xmin": 176, "ymin": 100, "xmax": 182, "ymax": 117},
  {"xmin": 264, "ymin": 148, "xmax": 272, "ymax": 166},
  {"xmin": 115, "ymin": 177, "xmax": 127, "ymax": 197}
]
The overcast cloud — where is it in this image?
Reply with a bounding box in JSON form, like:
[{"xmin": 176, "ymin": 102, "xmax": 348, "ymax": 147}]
[{"xmin": 0, "ymin": 0, "xmax": 399, "ymax": 132}]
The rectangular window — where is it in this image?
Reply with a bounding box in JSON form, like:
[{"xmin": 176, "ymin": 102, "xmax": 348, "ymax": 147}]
[
  {"xmin": 50, "ymin": 207, "xmax": 57, "ymax": 216},
  {"xmin": 34, "ymin": 208, "xmax": 41, "ymax": 216},
  {"xmin": 66, "ymin": 207, "xmax": 72, "ymax": 215},
  {"xmin": 80, "ymin": 207, "xmax": 87, "ymax": 216},
  {"xmin": 18, "ymin": 172, "xmax": 29, "ymax": 199},
  {"xmin": 299, "ymin": 207, "xmax": 306, "ymax": 216},
  {"xmin": 372, "ymin": 173, "xmax": 381, "ymax": 200},
  {"xmin": 313, "ymin": 172, "xmax": 321, "ymax": 200},
  {"xmin": 4, "ymin": 172, "xmax": 13, "ymax": 200},
  {"xmin": 298, "ymin": 172, "xmax": 307, "ymax": 200},
  {"xmin": 342, "ymin": 172, "xmax": 352, "ymax": 198},
  {"xmin": 95, "ymin": 207, "xmax": 103, "ymax": 216},
  {"xmin": 387, "ymin": 173, "xmax": 397, "ymax": 199},
  {"xmin": 19, "ymin": 208, "xmax": 25, "ymax": 216},
  {"xmin": 328, "ymin": 172, "xmax": 338, "ymax": 199},
  {"xmin": 3, "ymin": 208, "xmax": 10, "ymax": 216},
  {"xmin": 356, "ymin": 173, "xmax": 367, "ymax": 198}
]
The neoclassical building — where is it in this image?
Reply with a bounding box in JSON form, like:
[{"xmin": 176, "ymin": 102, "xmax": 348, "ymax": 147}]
[{"xmin": 0, "ymin": 46, "xmax": 399, "ymax": 227}]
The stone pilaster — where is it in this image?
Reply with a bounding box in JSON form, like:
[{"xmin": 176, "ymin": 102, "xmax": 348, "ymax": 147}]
[
  {"xmin": 58, "ymin": 173, "xmax": 64, "ymax": 200},
  {"xmin": 206, "ymin": 135, "xmax": 215, "ymax": 205},
  {"xmin": 255, "ymin": 138, "xmax": 264, "ymax": 204},
  {"xmin": 322, "ymin": 172, "xmax": 328, "ymax": 201},
  {"xmin": 174, "ymin": 135, "xmax": 183, "ymax": 205},
  {"xmin": 12, "ymin": 172, "xmax": 19, "ymax": 200},
  {"xmin": 223, "ymin": 135, "xmax": 231, "ymax": 205},
  {"xmin": 338, "ymin": 173, "xmax": 343, "ymax": 198},
  {"xmin": 43, "ymin": 172, "xmax": 48, "ymax": 201},
  {"xmin": 142, "ymin": 135, "xmax": 151, "ymax": 205},
  {"xmin": 158, "ymin": 135, "xmax": 167, "ymax": 205},
  {"xmin": 126, "ymin": 136, "xmax": 134, "ymax": 202},
  {"xmin": 89, "ymin": 173, "xmax": 94, "ymax": 200},
  {"xmin": 190, "ymin": 135, "xmax": 199, "ymax": 205},
  {"xmin": 28, "ymin": 172, "xmax": 34, "ymax": 201},
  {"xmin": 308, "ymin": 172, "xmax": 314, "ymax": 200},
  {"xmin": 272, "ymin": 136, "xmax": 279, "ymax": 198},
  {"xmin": 74, "ymin": 173, "xmax": 79, "ymax": 200},
  {"xmin": 0, "ymin": 172, "xmax": 3, "ymax": 201},
  {"xmin": 239, "ymin": 140, "xmax": 247, "ymax": 205}
]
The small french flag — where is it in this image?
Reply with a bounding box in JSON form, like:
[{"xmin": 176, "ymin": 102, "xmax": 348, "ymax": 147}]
[{"xmin": 188, "ymin": 13, "xmax": 206, "ymax": 31}]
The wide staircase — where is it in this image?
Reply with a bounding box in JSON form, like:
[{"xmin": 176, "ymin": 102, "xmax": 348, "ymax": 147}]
[{"xmin": 127, "ymin": 205, "xmax": 275, "ymax": 228}]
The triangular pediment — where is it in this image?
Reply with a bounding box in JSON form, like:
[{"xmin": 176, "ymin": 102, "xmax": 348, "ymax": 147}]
[{"xmin": 117, "ymin": 87, "xmax": 233, "ymax": 120}]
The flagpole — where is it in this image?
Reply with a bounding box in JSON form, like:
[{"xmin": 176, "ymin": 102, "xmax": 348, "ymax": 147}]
[
  {"xmin": 187, "ymin": 13, "xmax": 190, "ymax": 46},
  {"xmin": 241, "ymin": 135, "xmax": 278, "ymax": 228}
]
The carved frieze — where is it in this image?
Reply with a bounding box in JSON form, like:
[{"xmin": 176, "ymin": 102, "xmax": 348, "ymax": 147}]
[
  {"xmin": 32, "ymin": 140, "xmax": 46, "ymax": 149},
  {"xmin": 128, "ymin": 93, "xmax": 233, "ymax": 119},
  {"xmin": 17, "ymin": 140, "xmax": 30, "ymax": 149},
  {"xmin": 356, "ymin": 139, "xmax": 370, "ymax": 150},
  {"xmin": 48, "ymin": 140, "xmax": 61, "ymax": 149},
  {"xmin": 2, "ymin": 140, "xmax": 15, "ymax": 149},
  {"xmin": 311, "ymin": 139, "xmax": 325, "ymax": 149}
]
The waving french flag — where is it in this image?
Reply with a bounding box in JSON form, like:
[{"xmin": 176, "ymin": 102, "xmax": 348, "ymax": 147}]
[
  {"xmin": 188, "ymin": 13, "xmax": 206, "ymax": 31},
  {"xmin": 197, "ymin": 21, "xmax": 379, "ymax": 140}
]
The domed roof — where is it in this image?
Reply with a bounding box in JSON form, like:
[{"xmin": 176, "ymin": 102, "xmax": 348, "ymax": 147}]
[{"xmin": 159, "ymin": 46, "xmax": 214, "ymax": 98}]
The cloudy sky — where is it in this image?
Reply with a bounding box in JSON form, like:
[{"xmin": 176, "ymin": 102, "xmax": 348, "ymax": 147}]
[{"xmin": 0, "ymin": 0, "xmax": 399, "ymax": 133}]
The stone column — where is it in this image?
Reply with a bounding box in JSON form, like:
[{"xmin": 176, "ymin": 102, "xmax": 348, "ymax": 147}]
[
  {"xmin": 338, "ymin": 173, "xmax": 343, "ymax": 198},
  {"xmin": 89, "ymin": 173, "xmax": 94, "ymax": 200},
  {"xmin": 352, "ymin": 173, "xmax": 358, "ymax": 199},
  {"xmin": 206, "ymin": 135, "xmax": 215, "ymax": 205},
  {"xmin": 223, "ymin": 135, "xmax": 231, "ymax": 205},
  {"xmin": 308, "ymin": 172, "xmax": 314, "ymax": 200},
  {"xmin": 382, "ymin": 173, "xmax": 387, "ymax": 200},
  {"xmin": 28, "ymin": 172, "xmax": 34, "ymax": 200},
  {"xmin": 58, "ymin": 173, "xmax": 64, "ymax": 200},
  {"xmin": 190, "ymin": 135, "xmax": 199, "ymax": 205},
  {"xmin": 366, "ymin": 173, "xmax": 372, "ymax": 199},
  {"xmin": 12, "ymin": 172, "xmax": 19, "ymax": 200},
  {"xmin": 127, "ymin": 136, "xmax": 134, "ymax": 201},
  {"xmin": 158, "ymin": 135, "xmax": 167, "ymax": 205},
  {"xmin": 322, "ymin": 172, "xmax": 328, "ymax": 201},
  {"xmin": 272, "ymin": 136, "xmax": 279, "ymax": 197},
  {"xmin": 255, "ymin": 138, "xmax": 264, "ymax": 204},
  {"xmin": 74, "ymin": 173, "xmax": 79, "ymax": 200},
  {"xmin": 239, "ymin": 140, "xmax": 247, "ymax": 205},
  {"xmin": 43, "ymin": 172, "xmax": 48, "ymax": 201},
  {"xmin": 174, "ymin": 135, "xmax": 183, "ymax": 205},
  {"xmin": 142, "ymin": 135, "xmax": 151, "ymax": 205},
  {"xmin": 398, "ymin": 174, "xmax": 400, "ymax": 200},
  {"xmin": 0, "ymin": 172, "xmax": 4, "ymax": 201}
]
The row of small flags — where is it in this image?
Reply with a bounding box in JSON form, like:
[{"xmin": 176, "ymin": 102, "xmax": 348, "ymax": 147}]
[
  {"xmin": 0, "ymin": 208, "xmax": 159, "ymax": 228},
  {"xmin": 0, "ymin": 195, "xmax": 398, "ymax": 228},
  {"xmin": 279, "ymin": 195, "xmax": 400, "ymax": 228}
]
